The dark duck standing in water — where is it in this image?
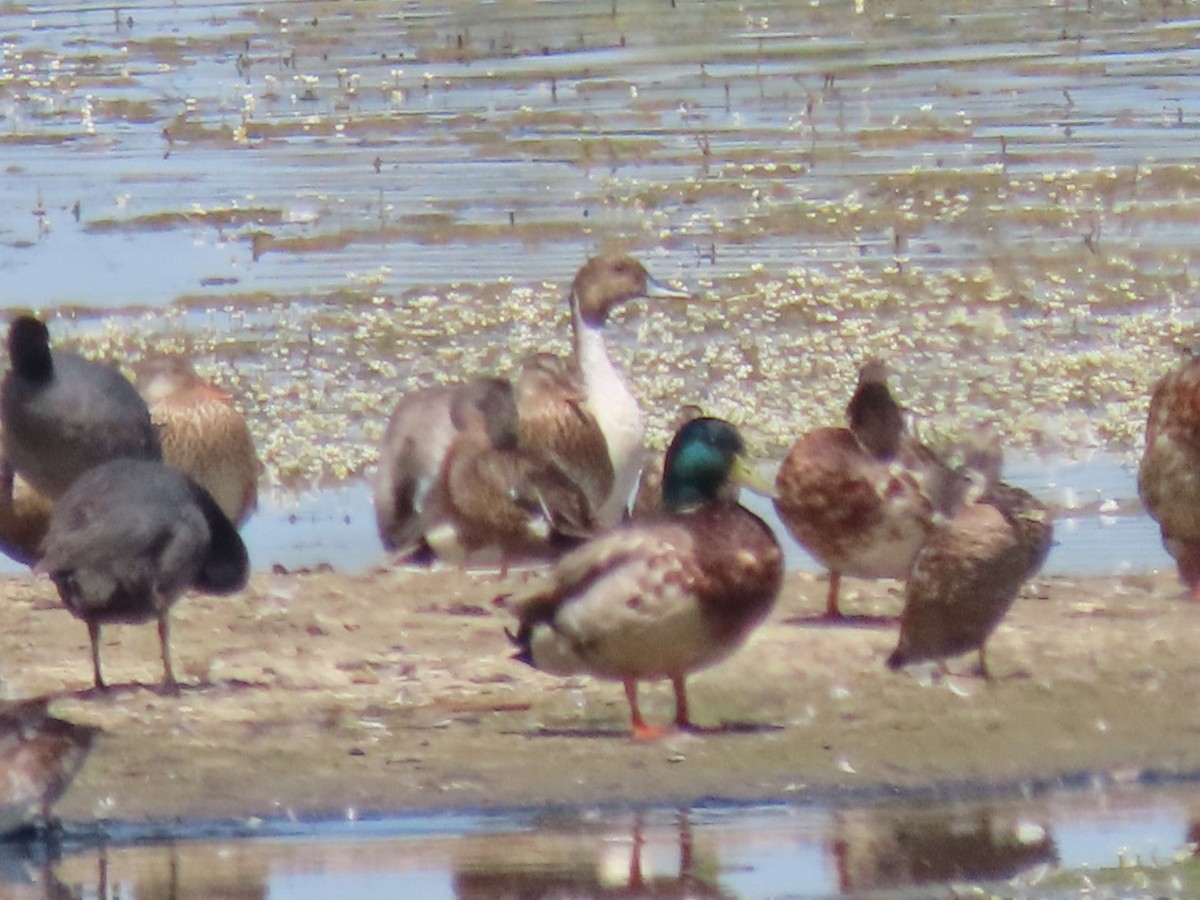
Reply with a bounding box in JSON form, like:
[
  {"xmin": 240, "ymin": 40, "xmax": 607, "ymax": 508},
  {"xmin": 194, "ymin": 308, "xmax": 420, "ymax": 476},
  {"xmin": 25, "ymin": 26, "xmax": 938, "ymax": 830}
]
[
  {"xmin": 774, "ymin": 360, "xmax": 953, "ymax": 620},
  {"xmin": 1138, "ymin": 350, "xmax": 1200, "ymax": 599},
  {"xmin": 505, "ymin": 417, "xmax": 783, "ymax": 739},
  {"xmin": 0, "ymin": 316, "xmax": 161, "ymax": 502},
  {"xmin": 887, "ymin": 426, "xmax": 1054, "ymax": 678},
  {"xmin": 38, "ymin": 458, "xmax": 249, "ymax": 692}
]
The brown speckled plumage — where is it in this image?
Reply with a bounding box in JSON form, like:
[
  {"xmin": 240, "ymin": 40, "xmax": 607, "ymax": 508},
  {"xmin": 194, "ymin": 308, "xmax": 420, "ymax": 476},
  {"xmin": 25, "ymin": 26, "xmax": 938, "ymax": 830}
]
[
  {"xmin": 774, "ymin": 362, "xmax": 952, "ymax": 619},
  {"xmin": 0, "ymin": 459, "xmax": 54, "ymax": 567},
  {"xmin": 426, "ymin": 378, "xmax": 594, "ymax": 568},
  {"xmin": 888, "ymin": 458, "xmax": 1053, "ymax": 678},
  {"xmin": 515, "ymin": 352, "xmax": 614, "ymax": 517},
  {"xmin": 134, "ymin": 356, "xmax": 259, "ymax": 528},
  {"xmin": 507, "ymin": 418, "xmax": 782, "ymax": 738},
  {"xmin": 1138, "ymin": 353, "xmax": 1200, "ymax": 598},
  {"xmin": 0, "ymin": 699, "xmax": 97, "ymax": 836}
]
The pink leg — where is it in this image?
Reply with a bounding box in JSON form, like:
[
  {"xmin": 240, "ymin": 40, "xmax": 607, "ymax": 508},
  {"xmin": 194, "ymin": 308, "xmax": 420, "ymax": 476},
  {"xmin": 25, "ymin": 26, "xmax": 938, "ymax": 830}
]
[{"xmin": 672, "ymin": 673, "xmax": 694, "ymax": 731}]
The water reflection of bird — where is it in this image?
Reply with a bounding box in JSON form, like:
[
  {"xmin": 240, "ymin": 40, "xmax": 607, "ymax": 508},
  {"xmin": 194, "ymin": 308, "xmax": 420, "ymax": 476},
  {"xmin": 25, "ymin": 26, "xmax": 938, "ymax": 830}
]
[
  {"xmin": 774, "ymin": 360, "xmax": 953, "ymax": 620},
  {"xmin": 831, "ymin": 805, "xmax": 1056, "ymax": 893},
  {"xmin": 525, "ymin": 254, "xmax": 690, "ymax": 528},
  {"xmin": 0, "ymin": 698, "xmax": 97, "ymax": 838},
  {"xmin": 38, "ymin": 459, "xmax": 249, "ymax": 692},
  {"xmin": 425, "ymin": 377, "xmax": 594, "ymax": 570},
  {"xmin": 1138, "ymin": 351, "xmax": 1200, "ymax": 600},
  {"xmin": 133, "ymin": 355, "xmax": 260, "ymax": 528},
  {"xmin": 454, "ymin": 810, "xmax": 731, "ymax": 899},
  {"xmin": 0, "ymin": 316, "xmax": 161, "ymax": 502},
  {"xmin": 887, "ymin": 426, "xmax": 1053, "ymax": 678},
  {"xmin": 505, "ymin": 418, "xmax": 783, "ymax": 739}
]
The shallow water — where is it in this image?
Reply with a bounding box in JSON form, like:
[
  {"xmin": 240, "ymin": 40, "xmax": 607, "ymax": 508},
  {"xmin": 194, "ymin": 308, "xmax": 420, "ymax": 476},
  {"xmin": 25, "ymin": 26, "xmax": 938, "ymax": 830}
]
[
  {"xmin": 3, "ymin": 0, "xmax": 1198, "ymax": 488},
  {"xmin": 0, "ymin": 783, "xmax": 1190, "ymax": 898}
]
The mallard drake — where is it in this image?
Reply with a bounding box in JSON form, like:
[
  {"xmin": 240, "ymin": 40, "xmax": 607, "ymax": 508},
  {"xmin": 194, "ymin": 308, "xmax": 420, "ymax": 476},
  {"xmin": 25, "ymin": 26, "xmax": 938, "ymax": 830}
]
[
  {"xmin": 0, "ymin": 316, "xmax": 161, "ymax": 501},
  {"xmin": 1138, "ymin": 352, "xmax": 1200, "ymax": 598},
  {"xmin": 38, "ymin": 458, "xmax": 249, "ymax": 692},
  {"xmin": 523, "ymin": 254, "xmax": 689, "ymax": 528},
  {"xmin": 887, "ymin": 426, "xmax": 1053, "ymax": 678},
  {"xmin": 630, "ymin": 403, "xmax": 708, "ymax": 520},
  {"xmin": 133, "ymin": 355, "xmax": 260, "ymax": 528},
  {"xmin": 505, "ymin": 417, "xmax": 783, "ymax": 739},
  {"xmin": 774, "ymin": 360, "xmax": 953, "ymax": 619},
  {"xmin": 425, "ymin": 376, "xmax": 593, "ymax": 569},
  {"xmin": 0, "ymin": 698, "xmax": 98, "ymax": 836}
]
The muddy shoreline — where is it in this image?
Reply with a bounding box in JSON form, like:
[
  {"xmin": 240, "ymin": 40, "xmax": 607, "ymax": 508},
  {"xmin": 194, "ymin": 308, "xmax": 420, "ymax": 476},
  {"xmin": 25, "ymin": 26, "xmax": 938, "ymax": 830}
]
[{"xmin": 0, "ymin": 564, "xmax": 1187, "ymax": 826}]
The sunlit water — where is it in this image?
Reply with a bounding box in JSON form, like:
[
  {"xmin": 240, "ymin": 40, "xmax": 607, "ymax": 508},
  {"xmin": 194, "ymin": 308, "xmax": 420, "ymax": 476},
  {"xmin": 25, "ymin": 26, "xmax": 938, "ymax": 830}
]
[{"xmin": 0, "ymin": 783, "xmax": 1188, "ymax": 898}]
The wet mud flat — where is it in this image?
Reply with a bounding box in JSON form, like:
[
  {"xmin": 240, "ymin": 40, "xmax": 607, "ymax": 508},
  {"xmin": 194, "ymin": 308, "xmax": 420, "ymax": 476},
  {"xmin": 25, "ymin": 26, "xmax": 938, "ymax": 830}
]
[{"xmin": 0, "ymin": 563, "xmax": 1189, "ymax": 825}]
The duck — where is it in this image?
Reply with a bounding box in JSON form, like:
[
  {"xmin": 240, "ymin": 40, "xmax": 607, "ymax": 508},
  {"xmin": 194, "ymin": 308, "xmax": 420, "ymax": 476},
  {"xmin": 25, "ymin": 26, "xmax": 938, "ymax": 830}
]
[
  {"xmin": 38, "ymin": 458, "xmax": 249, "ymax": 692},
  {"xmin": 505, "ymin": 417, "xmax": 783, "ymax": 739},
  {"xmin": 0, "ymin": 457, "xmax": 54, "ymax": 567},
  {"xmin": 886, "ymin": 425, "xmax": 1053, "ymax": 678},
  {"xmin": 424, "ymin": 376, "xmax": 594, "ymax": 569},
  {"xmin": 374, "ymin": 254, "xmax": 686, "ymax": 557},
  {"xmin": 1138, "ymin": 351, "xmax": 1200, "ymax": 599},
  {"xmin": 630, "ymin": 403, "xmax": 708, "ymax": 520},
  {"xmin": 0, "ymin": 698, "xmax": 98, "ymax": 837},
  {"xmin": 524, "ymin": 254, "xmax": 690, "ymax": 528},
  {"xmin": 774, "ymin": 360, "xmax": 953, "ymax": 620},
  {"xmin": 374, "ymin": 381, "xmax": 467, "ymax": 563},
  {"xmin": 133, "ymin": 355, "xmax": 260, "ymax": 527},
  {"xmin": 513, "ymin": 351, "xmax": 613, "ymax": 517},
  {"xmin": 0, "ymin": 316, "xmax": 161, "ymax": 502}
]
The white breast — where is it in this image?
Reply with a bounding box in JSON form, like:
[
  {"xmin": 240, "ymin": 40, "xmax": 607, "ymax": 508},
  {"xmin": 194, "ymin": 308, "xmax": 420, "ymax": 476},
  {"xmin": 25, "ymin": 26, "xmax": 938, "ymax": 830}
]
[{"xmin": 575, "ymin": 317, "xmax": 644, "ymax": 528}]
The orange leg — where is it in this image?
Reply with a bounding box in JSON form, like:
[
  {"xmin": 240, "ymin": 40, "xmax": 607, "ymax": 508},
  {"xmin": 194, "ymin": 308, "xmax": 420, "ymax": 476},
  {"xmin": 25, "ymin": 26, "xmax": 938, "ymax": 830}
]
[
  {"xmin": 825, "ymin": 570, "xmax": 844, "ymax": 619},
  {"xmin": 624, "ymin": 678, "xmax": 665, "ymax": 741}
]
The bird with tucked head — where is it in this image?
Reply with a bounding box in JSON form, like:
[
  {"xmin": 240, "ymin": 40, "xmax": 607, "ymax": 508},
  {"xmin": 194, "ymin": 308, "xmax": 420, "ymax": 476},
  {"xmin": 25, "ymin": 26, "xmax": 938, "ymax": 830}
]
[
  {"xmin": 774, "ymin": 360, "xmax": 953, "ymax": 620},
  {"xmin": 887, "ymin": 424, "xmax": 1053, "ymax": 678},
  {"xmin": 38, "ymin": 458, "xmax": 249, "ymax": 692}
]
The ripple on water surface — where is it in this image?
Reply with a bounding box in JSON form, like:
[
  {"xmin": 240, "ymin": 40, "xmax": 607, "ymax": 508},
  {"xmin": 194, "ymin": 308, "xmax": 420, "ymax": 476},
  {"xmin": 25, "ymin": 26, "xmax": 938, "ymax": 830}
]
[{"xmin": 18, "ymin": 782, "xmax": 1200, "ymax": 898}]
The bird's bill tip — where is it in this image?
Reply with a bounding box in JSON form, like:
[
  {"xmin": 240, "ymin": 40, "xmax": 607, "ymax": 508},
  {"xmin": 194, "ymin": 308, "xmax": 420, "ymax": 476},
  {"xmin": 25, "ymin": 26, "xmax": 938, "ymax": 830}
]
[
  {"xmin": 642, "ymin": 275, "xmax": 693, "ymax": 301},
  {"xmin": 730, "ymin": 454, "xmax": 777, "ymax": 499}
]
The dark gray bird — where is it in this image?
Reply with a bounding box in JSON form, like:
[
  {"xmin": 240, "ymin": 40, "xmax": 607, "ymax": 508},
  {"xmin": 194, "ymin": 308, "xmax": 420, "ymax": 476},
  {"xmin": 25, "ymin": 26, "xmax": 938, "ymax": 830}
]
[
  {"xmin": 38, "ymin": 458, "xmax": 249, "ymax": 692},
  {"xmin": 1, "ymin": 316, "xmax": 161, "ymax": 502}
]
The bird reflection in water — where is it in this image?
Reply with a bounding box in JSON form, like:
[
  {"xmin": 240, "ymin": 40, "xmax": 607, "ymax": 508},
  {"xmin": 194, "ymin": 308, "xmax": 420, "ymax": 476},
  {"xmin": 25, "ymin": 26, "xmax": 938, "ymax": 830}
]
[
  {"xmin": 831, "ymin": 804, "xmax": 1057, "ymax": 892},
  {"xmin": 454, "ymin": 809, "xmax": 731, "ymax": 899}
]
